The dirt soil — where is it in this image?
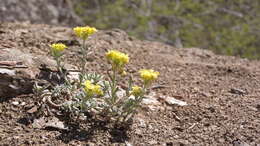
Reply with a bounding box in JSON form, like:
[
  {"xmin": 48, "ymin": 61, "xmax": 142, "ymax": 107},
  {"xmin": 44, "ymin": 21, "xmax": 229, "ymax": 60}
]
[{"xmin": 0, "ymin": 22, "xmax": 260, "ymax": 146}]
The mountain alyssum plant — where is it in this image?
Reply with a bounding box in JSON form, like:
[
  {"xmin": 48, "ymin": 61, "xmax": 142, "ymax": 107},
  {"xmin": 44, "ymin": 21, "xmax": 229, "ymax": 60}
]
[{"xmin": 39, "ymin": 26, "xmax": 159, "ymax": 124}]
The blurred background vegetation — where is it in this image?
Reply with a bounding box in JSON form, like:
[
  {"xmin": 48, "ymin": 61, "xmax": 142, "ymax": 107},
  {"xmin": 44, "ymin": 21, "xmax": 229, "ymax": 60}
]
[{"xmin": 72, "ymin": 0, "xmax": 260, "ymax": 59}]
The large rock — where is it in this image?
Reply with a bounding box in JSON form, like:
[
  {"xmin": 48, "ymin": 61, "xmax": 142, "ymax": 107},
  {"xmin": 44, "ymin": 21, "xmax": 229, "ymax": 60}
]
[
  {"xmin": 0, "ymin": 48, "xmax": 76, "ymax": 98},
  {"xmin": 0, "ymin": 0, "xmax": 83, "ymax": 26}
]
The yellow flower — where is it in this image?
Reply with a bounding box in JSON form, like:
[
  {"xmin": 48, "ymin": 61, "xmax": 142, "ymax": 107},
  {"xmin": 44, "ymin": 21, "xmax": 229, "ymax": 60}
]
[
  {"xmin": 51, "ymin": 43, "xmax": 66, "ymax": 52},
  {"xmin": 106, "ymin": 50, "xmax": 129, "ymax": 69},
  {"xmin": 139, "ymin": 69, "xmax": 159, "ymax": 85},
  {"xmin": 130, "ymin": 86, "xmax": 143, "ymax": 97},
  {"xmin": 73, "ymin": 27, "xmax": 82, "ymax": 37},
  {"xmin": 73, "ymin": 26, "xmax": 97, "ymax": 40},
  {"xmin": 50, "ymin": 43, "xmax": 67, "ymax": 57},
  {"xmin": 83, "ymin": 80, "xmax": 103, "ymax": 96}
]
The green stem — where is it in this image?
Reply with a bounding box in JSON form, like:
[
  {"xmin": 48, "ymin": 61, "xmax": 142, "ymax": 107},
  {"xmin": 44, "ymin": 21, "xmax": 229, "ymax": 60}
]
[
  {"xmin": 111, "ymin": 69, "xmax": 117, "ymax": 104},
  {"xmin": 112, "ymin": 69, "xmax": 116, "ymax": 88},
  {"xmin": 123, "ymin": 87, "xmax": 147, "ymax": 121},
  {"xmin": 55, "ymin": 57, "xmax": 62, "ymax": 74},
  {"xmin": 79, "ymin": 39, "xmax": 88, "ymax": 85},
  {"xmin": 55, "ymin": 56, "xmax": 70, "ymax": 85},
  {"xmin": 55, "ymin": 56, "xmax": 64, "ymax": 80},
  {"xmin": 82, "ymin": 39, "xmax": 87, "ymax": 73}
]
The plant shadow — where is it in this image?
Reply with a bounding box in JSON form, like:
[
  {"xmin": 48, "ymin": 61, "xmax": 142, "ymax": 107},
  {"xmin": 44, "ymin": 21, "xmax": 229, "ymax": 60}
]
[{"xmin": 55, "ymin": 114, "xmax": 130, "ymax": 144}]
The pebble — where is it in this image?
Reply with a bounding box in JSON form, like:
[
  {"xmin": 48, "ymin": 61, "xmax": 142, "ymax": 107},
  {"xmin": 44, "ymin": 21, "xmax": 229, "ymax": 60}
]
[
  {"xmin": 230, "ymin": 88, "xmax": 247, "ymax": 95},
  {"xmin": 256, "ymin": 104, "xmax": 260, "ymax": 111},
  {"xmin": 20, "ymin": 102, "xmax": 26, "ymax": 106},
  {"xmin": 125, "ymin": 141, "xmax": 132, "ymax": 146},
  {"xmin": 134, "ymin": 129, "xmax": 142, "ymax": 135},
  {"xmin": 232, "ymin": 139, "xmax": 250, "ymax": 146},
  {"xmin": 86, "ymin": 142, "xmax": 95, "ymax": 146},
  {"xmin": 163, "ymin": 96, "xmax": 187, "ymax": 106},
  {"xmin": 142, "ymin": 97, "xmax": 159, "ymax": 105},
  {"xmin": 137, "ymin": 118, "xmax": 146, "ymax": 128},
  {"xmin": 148, "ymin": 140, "xmax": 157, "ymax": 145},
  {"xmin": 12, "ymin": 101, "xmax": 19, "ymax": 106}
]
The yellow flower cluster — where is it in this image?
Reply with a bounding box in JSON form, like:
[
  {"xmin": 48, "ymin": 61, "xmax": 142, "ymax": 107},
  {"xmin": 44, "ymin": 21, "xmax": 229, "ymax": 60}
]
[
  {"xmin": 51, "ymin": 43, "xmax": 67, "ymax": 52},
  {"xmin": 83, "ymin": 80, "xmax": 103, "ymax": 96},
  {"xmin": 106, "ymin": 50, "xmax": 129, "ymax": 70},
  {"xmin": 139, "ymin": 69, "xmax": 159, "ymax": 85},
  {"xmin": 73, "ymin": 26, "xmax": 97, "ymax": 40},
  {"xmin": 130, "ymin": 86, "xmax": 143, "ymax": 97},
  {"xmin": 50, "ymin": 43, "xmax": 67, "ymax": 57}
]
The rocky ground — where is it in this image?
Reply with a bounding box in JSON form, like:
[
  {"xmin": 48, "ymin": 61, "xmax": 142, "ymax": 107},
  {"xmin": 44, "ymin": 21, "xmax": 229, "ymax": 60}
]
[{"xmin": 0, "ymin": 22, "xmax": 259, "ymax": 145}]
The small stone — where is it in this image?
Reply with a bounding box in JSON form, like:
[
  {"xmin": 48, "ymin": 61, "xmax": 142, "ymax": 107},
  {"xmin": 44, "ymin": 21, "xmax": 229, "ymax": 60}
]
[
  {"xmin": 148, "ymin": 125, "xmax": 153, "ymax": 129},
  {"xmin": 13, "ymin": 136, "xmax": 20, "ymax": 139},
  {"xmin": 32, "ymin": 117, "xmax": 67, "ymax": 130},
  {"xmin": 208, "ymin": 106, "xmax": 215, "ymax": 113},
  {"xmin": 13, "ymin": 126, "xmax": 23, "ymax": 131},
  {"xmin": 86, "ymin": 142, "xmax": 95, "ymax": 146},
  {"xmin": 137, "ymin": 118, "xmax": 146, "ymax": 128},
  {"xmin": 142, "ymin": 92, "xmax": 160, "ymax": 105},
  {"xmin": 154, "ymin": 128, "xmax": 159, "ymax": 133},
  {"xmin": 12, "ymin": 101, "xmax": 19, "ymax": 106},
  {"xmin": 20, "ymin": 102, "xmax": 26, "ymax": 106},
  {"xmin": 32, "ymin": 117, "xmax": 46, "ymax": 129},
  {"xmin": 218, "ymin": 138, "xmax": 225, "ymax": 143},
  {"xmin": 230, "ymin": 88, "xmax": 247, "ymax": 95},
  {"xmin": 0, "ymin": 68, "xmax": 16, "ymax": 76},
  {"xmin": 163, "ymin": 96, "xmax": 187, "ymax": 106},
  {"xmin": 164, "ymin": 142, "xmax": 178, "ymax": 146},
  {"xmin": 125, "ymin": 141, "xmax": 132, "ymax": 146},
  {"xmin": 232, "ymin": 139, "xmax": 250, "ymax": 146},
  {"xmin": 142, "ymin": 97, "xmax": 159, "ymax": 105},
  {"xmin": 149, "ymin": 140, "xmax": 157, "ymax": 145},
  {"xmin": 141, "ymin": 92, "xmax": 162, "ymax": 111},
  {"xmin": 67, "ymin": 71, "xmax": 80, "ymax": 81},
  {"xmin": 201, "ymin": 92, "xmax": 211, "ymax": 97},
  {"xmin": 45, "ymin": 117, "xmax": 67, "ymax": 130},
  {"xmin": 135, "ymin": 129, "xmax": 142, "ymax": 135},
  {"xmin": 27, "ymin": 106, "xmax": 38, "ymax": 114},
  {"xmin": 248, "ymin": 106, "xmax": 257, "ymax": 111},
  {"xmin": 256, "ymin": 104, "xmax": 260, "ymax": 111}
]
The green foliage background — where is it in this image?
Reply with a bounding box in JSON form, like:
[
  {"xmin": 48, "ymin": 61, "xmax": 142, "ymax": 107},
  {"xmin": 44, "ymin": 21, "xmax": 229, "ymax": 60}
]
[{"xmin": 73, "ymin": 0, "xmax": 260, "ymax": 59}]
